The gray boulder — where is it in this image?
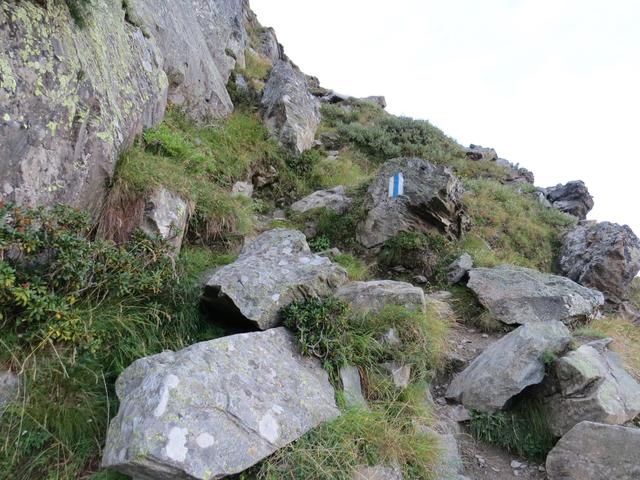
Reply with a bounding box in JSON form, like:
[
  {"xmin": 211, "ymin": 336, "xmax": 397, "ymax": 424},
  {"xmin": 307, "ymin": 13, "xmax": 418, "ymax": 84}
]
[
  {"xmin": 543, "ymin": 342, "xmax": 640, "ymax": 436},
  {"xmin": 544, "ymin": 181, "xmax": 594, "ymax": 220},
  {"xmin": 465, "ymin": 144, "xmax": 498, "ymax": 162},
  {"xmin": 468, "ymin": 265, "xmax": 604, "ymax": 325},
  {"xmin": 357, "ymin": 158, "xmax": 465, "ymax": 248},
  {"xmin": 0, "ymin": 371, "xmax": 19, "ymax": 412},
  {"xmin": 546, "ymin": 421, "xmax": 640, "ymax": 480},
  {"xmin": 559, "ymin": 221, "xmax": 640, "ymax": 303},
  {"xmin": 290, "ymin": 185, "xmax": 352, "ymax": 214},
  {"xmin": 361, "ymin": 96, "xmax": 387, "ymax": 108},
  {"xmin": 335, "ymin": 280, "xmax": 426, "ymax": 315},
  {"xmin": 126, "ymin": 0, "xmax": 250, "ymax": 120},
  {"xmin": 231, "ymin": 181, "xmax": 254, "ymax": 198},
  {"xmin": 0, "ymin": 0, "xmax": 167, "ymax": 215},
  {"xmin": 446, "ymin": 321, "xmax": 572, "ymax": 412},
  {"xmin": 202, "ymin": 229, "xmax": 348, "ymax": 330},
  {"xmin": 261, "ymin": 61, "xmax": 321, "ymax": 154},
  {"xmin": 447, "ymin": 253, "xmax": 473, "ymax": 284},
  {"xmin": 103, "ymin": 328, "xmax": 339, "ymax": 479},
  {"xmin": 140, "ymin": 188, "xmax": 190, "ymax": 253}
]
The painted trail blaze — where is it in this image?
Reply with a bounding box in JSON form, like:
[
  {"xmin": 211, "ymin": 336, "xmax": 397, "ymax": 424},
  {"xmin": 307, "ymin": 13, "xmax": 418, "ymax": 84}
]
[{"xmin": 388, "ymin": 172, "xmax": 404, "ymax": 198}]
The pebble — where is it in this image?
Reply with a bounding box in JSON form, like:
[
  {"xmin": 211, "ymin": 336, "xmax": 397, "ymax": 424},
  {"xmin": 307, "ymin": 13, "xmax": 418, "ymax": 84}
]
[
  {"xmin": 481, "ymin": 333, "xmax": 489, "ymax": 338},
  {"xmin": 510, "ymin": 460, "xmax": 524, "ymax": 469}
]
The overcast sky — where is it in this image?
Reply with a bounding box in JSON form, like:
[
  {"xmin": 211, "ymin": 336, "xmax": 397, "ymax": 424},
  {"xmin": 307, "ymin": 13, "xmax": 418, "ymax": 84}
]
[{"xmin": 252, "ymin": 0, "xmax": 640, "ymax": 236}]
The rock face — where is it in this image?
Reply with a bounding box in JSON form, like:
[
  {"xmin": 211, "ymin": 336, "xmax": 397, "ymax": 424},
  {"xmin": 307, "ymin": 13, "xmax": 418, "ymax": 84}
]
[
  {"xmin": 0, "ymin": 0, "xmax": 167, "ymax": 215},
  {"xmin": 465, "ymin": 145, "xmax": 498, "ymax": 162},
  {"xmin": 0, "ymin": 371, "xmax": 19, "ymax": 411},
  {"xmin": 127, "ymin": 0, "xmax": 251, "ymax": 121},
  {"xmin": 290, "ymin": 185, "xmax": 352, "ymax": 214},
  {"xmin": 546, "ymin": 421, "xmax": 640, "ymax": 480},
  {"xmin": 139, "ymin": 188, "xmax": 190, "ymax": 252},
  {"xmin": 357, "ymin": 158, "xmax": 465, "ymax": 249},
  {"xmin": 334, "ymin": 280, "xmax": 426, "ymax": 315},
  {"xmin": 468, "ymin": 265, "xmax": 604, "ymax": 325},
  {"xmin": 202, "ymin": 229, "xmax": 348, "ymax": 330},
  {"xmin": 102, "ymin": 328, "xmax": 339, "ymax": 479},
  {"xmin": 261, "ymin": 60, "xmax": 321, "ymax": 154},
  {"xmin": 543, "ymin": 341, "xmax": 640, "ymax": 436},
  {"xmin": 446, "ymin": 321, "xmax": 572, "ymax": 412},
  {"xmin": 544, "ymin": 181, "xmax": 594, "ymax": 219},
  {"xmin": 559, "ymin": 221, "xmax": 640, "ymax": 303},
  {"xmin": 447, "ymin": 253, "xmax": 473, "ymax": 284}
]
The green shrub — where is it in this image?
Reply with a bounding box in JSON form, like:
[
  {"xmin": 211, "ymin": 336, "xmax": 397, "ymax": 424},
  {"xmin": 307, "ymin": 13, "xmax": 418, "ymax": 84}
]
[
  {"xmin": 309, "ymin": 235, "xmax": 331, "ymax": 252},
  {"xmin": 468, "ymin": 398, "xmax": 555, "ymax": 460},
  {"xmin": 333, "ymin": 253, "xmax": 371, "ymax": 281},
  {"xmin": 281, "ymin": 298, "xmax": 448, "ymax": 389}
]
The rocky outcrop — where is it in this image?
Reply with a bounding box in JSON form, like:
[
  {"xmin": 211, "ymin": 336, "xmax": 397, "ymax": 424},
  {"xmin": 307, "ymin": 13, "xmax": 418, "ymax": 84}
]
[
  {"xmin": 468, "ymin": 265, "xmax": 604, "ymax": 325},
  {"xmin": 447, "ymin": 253, "xmax": 473, "ymax": 284},
  {"xmin": 546, "ymin": 421, "xmax": 640, "ymax": 480},
  {"xmin": 102, "ymin": 328, "xmax": 339, "ymax": 479},
  {"xmin": 335, "ymin": 280, "xmax": 426, "ymax": 315},
  {"xmin": 202, "ymin": 229, "xmax": 347, "ymax": 330},
  {"xmin": 0, "ymin": 0, "xmax": 167, "ymax": 215},
  {"xmin": 290, "ymin": 185, "xmax": 352, "ymax": 214},
  {"xmin": 543, "ymin": 341, "xmax": 640, "ymax": 436},
  {"xmin": 559, "ymin": 221, "xmax": 640, "ymax": 303},
  {"xmin": 543, "ymin": 181, "xmax": 594, "ymax": 220},
  {"xmin": 139, "ymin": 188, "xmax": 191, "ymax": 252},
  {"xmin": 126, "ymin": 0, "xmax": 251, "ymax": 121},
  {"xmin": 261, "ymin": 61, "xmax": 321, "ymax": 154},
  {"xmin": 357, "ymin": 158, "xmax": 465, "ymax": 249},
  {"xmin": 0, "ymin": 371, "xmax": 19, "ymax": 412},
  {"xmin": 465, "ymin": 145, "xmax": 498, "ymax": 162},
  {"xmin": 446, "ymin": 321, "xmax": 571, "ymax": 412}
]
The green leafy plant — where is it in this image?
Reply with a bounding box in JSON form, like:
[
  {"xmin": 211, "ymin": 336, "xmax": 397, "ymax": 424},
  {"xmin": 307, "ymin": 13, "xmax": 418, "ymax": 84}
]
[{"xmin": 309, "ymin": 235, "xmax": 331, "ymax": 252}]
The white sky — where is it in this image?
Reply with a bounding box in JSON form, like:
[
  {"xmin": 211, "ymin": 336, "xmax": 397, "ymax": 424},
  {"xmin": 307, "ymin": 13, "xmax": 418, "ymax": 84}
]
[{"xmin": 252, "ymin": 0, "xmax": 640, "ymax": 236}]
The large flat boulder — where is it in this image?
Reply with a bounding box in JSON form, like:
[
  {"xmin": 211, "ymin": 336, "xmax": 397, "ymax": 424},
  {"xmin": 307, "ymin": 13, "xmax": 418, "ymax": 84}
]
[
  {"xmin": 544, "ymin": 181, "xmax": 594, "ymax": 220},
  {"xmin": 446, "ymin": 321, "xmax": 572, "ymax": 412},
  {"xmin": 290, "ymin": 185, "xmax": 352, "ymax": 214},
  {"xmin": 357, "ymin": 157, "xmax": 465, "ymax": 249},
  {"xmin": 468, "ymin": 265, "xmax": 604, "ymax": 325},
  {"xmin": 334, "ymin": 280, "xmax": 426, "ymax": 315},
  {"xmin": 126, "ymin": 0, "xmax": 250, "ymax": 120},
  {"xmin": 261, "ymin": 60, "xmax": 321, "ymax": 154},
  {"xmin": 0, "ymin": 0, "xmax": 167, "ymax": 215},
  {"xmin": 543, "ymin": 341, "xmax": 640, "ymax": 436},
  {"xmin": 102, "ymin": 328, "xmax": 339, "ymax": 479},
  {"xmin": 202, "ymin": 229, "xmax": 348, "ymax": 330},
  {"xmin": 546, "ymin": 421, "xmax": 640, "ymax": 480},
  {"xmin": 559, "ymin": 221, "xmax": 640, "ymax": 303}
]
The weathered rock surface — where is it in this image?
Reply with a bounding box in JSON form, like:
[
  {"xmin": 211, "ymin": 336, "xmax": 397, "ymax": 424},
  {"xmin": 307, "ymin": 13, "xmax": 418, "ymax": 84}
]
[
  {"xmin": 139, "ymin": 188, "xmax": 190, "ymax": 252},
  {"xmin": 231, "ymin": 181, "xmax": 254, "ymax": 198},
  {"xmin": 544, "ymin": 181, "xmax": 594, "ymax": 219},
  {"xmin": 335, "ymin": 280, "xmax": 426, "ymax": 316},
  {"xmin": 261, "ymin": 60, "xmax": 321, "ymax": 154},
  {"xmin": 290, "ymin": 185, "xmax": 352, "ymax": 214},
  {"xmin": 202, "ymin": 229, "xmax": 347, "ymax": 330},
  {"xmin": 102, "ymin": 328, "xmax": 339, "ymax": 479},
  {"xmin": 559, "ymin": 221, "xmax": 640, "ymax": 303},
  {"xmin": 0, "ymin": 0, "xmax": 167, "ymax": 214},
  {"xmin": 446, "ymin": 321, "xmax": 572, "ymax": 412},
  {"xmin": 339, "ymin": 365, "xmax": 367, "ymax": 408},
  {"xmin": 127, "ymin": 0, "xmax": 251, "ymax": 120},
  {"xmin": 357, "ymin": 157, "xmax": 465, "ymax": 248},
  {"xmin": 353, "ymin": 465, "xmax": 403, "ymax": 480},
  {"xmin": 447, "ymin": 253, "xmax": 473, "ymax": 284},
  {"xmin": 543, "ymin": 341, "xmax": 640, "ymax": 436},
  {"xmin": 0, "ymin": 371, "xmax": 19, "ymax": 411},
  {"xmin": 465, "ymin": 145, "xmax": 498, "ymax": 162},
  {"xmin": 546, "ymin": 421, "xmax": 640, "ymax": 480},
  {"xmin": 468, "ymin": 265, "xmax": 604, "ymax": 325}
]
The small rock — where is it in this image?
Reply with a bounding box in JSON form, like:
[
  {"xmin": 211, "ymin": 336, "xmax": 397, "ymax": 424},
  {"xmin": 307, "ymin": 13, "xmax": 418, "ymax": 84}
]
[
  {"xmin": 140, "ymin": 187, "xmax": 191, "ymax": 253},
  {"xmin": 481, "ymin": 334, "xmax": 489, "ymax": 339},
  {"xmin": 231, "ymin": 181, "xmax": 254, "ymax": 198},
  {"xmin": 413, "ymin": 275, "xmax": 428, "ymax": 284},
  {"xmin": 353, "ymin": 465, "xmax": 403, "ymax": 480},
  {"xmin": 382, "ymin": 362, "xmax": 411, "ymax": 389},
  {"xmin": 0, "ymin": 371, "xmax": 19, "ymax": 412},
  {"xmin": 465, "ymin": 144, "xmax": 498, "ymax": 162},
  {"xmin": 511, "ymin": 460, "xmax": 524, "ymax": 469},
  {"xmin": 447, "ymin": 253, "xmax": 473, "ymax": 284},
  {"xmin": 339, "ymin": 365, "xmax": 367, "ymax": 409}
]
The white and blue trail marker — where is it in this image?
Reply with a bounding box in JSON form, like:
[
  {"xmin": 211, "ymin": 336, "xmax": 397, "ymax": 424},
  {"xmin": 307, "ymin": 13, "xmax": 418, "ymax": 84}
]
[{"xmin": 388, "ymin": 172, "xmax": 404, "ymax": 198}]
